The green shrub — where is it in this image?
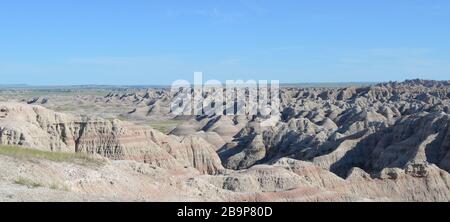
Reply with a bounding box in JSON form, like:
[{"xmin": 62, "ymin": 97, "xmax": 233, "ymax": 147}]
[{"xmin": 14, "ymin": 177, "xmax": 43, "ymax": 188}]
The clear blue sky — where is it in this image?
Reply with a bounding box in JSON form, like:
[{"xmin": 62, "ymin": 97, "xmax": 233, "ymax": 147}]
[{"xmin": 1, "ymin": 0, "xmax": 449, "ymax": 85}]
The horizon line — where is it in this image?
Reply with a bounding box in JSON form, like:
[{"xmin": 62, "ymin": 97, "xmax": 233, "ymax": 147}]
[{"xmin": 0, "ymin": 81, "xmax": 379, "ymax": 88}]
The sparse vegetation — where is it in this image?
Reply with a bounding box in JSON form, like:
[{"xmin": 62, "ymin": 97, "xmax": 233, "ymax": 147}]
[
  {"xmin": 49, "ymin": 182, "xmax": 70, "ymax": 191},
  {"xmin": 105, "ymin": 115, "xmax": 128, "ymax": 121},
  {"xmin": 0, "ymin": 145, "xmax": 104, "ymax": 166},
  {"xmin": 49, "ymin": 183, "xmax": 59, "ymax": 190},
  {"xmin": 14, "ymin": 177, "xmax": 43, "ymax": 188},
  {"xmin": 14, "ymin": 177, "xmax": 70, "ymax": 191},
  {"xmin": 149, "ymin": 119, "xmax": 183, "ymax": 134}
]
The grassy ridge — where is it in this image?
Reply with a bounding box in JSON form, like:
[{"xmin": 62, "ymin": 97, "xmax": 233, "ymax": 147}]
[{"xmin": 0, "ymin": 145, "xmax": 104, "ymax": 166}]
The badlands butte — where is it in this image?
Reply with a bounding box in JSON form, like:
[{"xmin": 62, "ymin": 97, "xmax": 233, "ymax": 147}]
[{"xmin": 1, "ymin": 79, "xmax": 450, "ymax": 201}]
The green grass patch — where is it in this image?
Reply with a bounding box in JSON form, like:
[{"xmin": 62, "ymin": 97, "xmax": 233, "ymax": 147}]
[
  {"xmin": 149, "ymin": 119, "xmax": 184, "ymax": 134},
  {"xmin": 14, "ymin": 177, "xmax": 43, "ymax": 189},
  {"xmin": 14, "ymin": 177, "xmax": 70, "ymax": 191},
  {"xmin": 0, "ymin": 145, "xmax": 104, "ymax": 166}
]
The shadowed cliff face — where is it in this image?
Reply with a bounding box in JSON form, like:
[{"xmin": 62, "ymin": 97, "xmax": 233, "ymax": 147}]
[{"xmin": 208, "ymin": 80, "xmax": 450, "ymax": 177}]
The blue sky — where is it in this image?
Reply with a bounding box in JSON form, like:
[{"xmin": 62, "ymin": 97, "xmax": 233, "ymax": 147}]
[{"xmin": 0, "ymin": 0, "xmax": 449, "ymax": 85}]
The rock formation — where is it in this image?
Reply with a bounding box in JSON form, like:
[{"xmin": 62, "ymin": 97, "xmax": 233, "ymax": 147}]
[
  {"xmin": 2, "ymin": 79, "xmax": 450, "ymax": 201},
  {"xmin": 0, "ymin": 102, "xmax": 223, "ymax": 174}
]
